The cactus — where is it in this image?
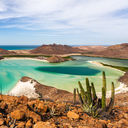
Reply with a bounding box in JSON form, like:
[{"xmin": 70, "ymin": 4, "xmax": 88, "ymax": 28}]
[
  {"xmin": 75, "ymin": 71, "xmax": 115, "ymax": 118},
  {"xmin": 102, "ymin": 71, "xmax": 106, "ymax": 107},
  {"xmin": 91, "ymin": 82, "xmax": 97, "ymax": 101},
  {"xmin": 86, "ymin": 78, "xmax": 92, "ymax": 105},
  {"xmin": 107, "ymin": 82, "xmax": 115, "ymax": 114},
  {"xmin": 73, "ymin": 88, "xmax": 76, "ymax": 104},
  {"xmin": 102, "ymin": 87, "xmax": 106, "ymax": 109}
]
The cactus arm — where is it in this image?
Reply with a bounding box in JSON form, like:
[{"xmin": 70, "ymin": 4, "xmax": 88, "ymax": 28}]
[
  {"xmin": 91, "ymin": 82, "xmax": 97, "ymax": 101},
  {"xmin": 102, "ymin": 87, "xmax": 106, "ymax": 109},
  {"xmin": 86, "ymin": 78, "xmax": 92, "ymax": 105},
  {"xmin": 73, "ymin": 88, "xmax": 76, "ymax": 104},
  {"xmin": 107, "ymin": 82, "xmax": 115, "ymax": 114},
  {"xmin": 102, "ymin": 71, "xmax": 106, "ymax": 108},
  {"xmin": 76, "ymin": 88, "xmax": 83, "ymax": 105}
]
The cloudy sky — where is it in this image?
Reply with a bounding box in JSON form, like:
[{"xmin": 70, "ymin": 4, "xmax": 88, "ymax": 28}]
[{"xmin": 0, "ymin": 0, "xmax": 128, "ymax": 45}]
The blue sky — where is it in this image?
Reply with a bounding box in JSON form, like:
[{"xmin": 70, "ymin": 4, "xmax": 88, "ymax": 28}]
[{"xmin": 0, "ymin": 0, "xmax": 128, "ymax": 45}]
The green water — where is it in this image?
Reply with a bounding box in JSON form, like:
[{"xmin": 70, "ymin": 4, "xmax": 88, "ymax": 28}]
[{"xmin": 0, "ymin": 56, "xmax": 127, "ymax": 94}]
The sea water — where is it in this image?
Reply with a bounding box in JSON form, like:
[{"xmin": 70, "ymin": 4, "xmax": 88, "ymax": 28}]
[{"xmin": 0, "ymin": 56, "xmax": 127, "ymax": 94}]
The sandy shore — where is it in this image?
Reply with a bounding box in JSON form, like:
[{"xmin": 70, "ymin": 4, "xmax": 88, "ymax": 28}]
[
  {"xmin": 88, "ymin": 60, "xmax": 125, "ymax": 73},
  {"xmin": 3, "ymin": 57, "xmax": 48, "ymax": 62},
  {"xmin": 8, "ymin": 79, "xmax": 39, "ymax": 98},
  {"xmin": 88, "ymin": 61, "xmax": 103, "ymax": 66}
]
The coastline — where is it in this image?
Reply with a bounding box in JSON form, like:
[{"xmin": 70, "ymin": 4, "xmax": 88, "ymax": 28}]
[
  {"xmin": 2, "ymin": 57, "xmax": 128, "ymax": 99},
  {"xmin": 3, "ymin": 57, "xmax": 48, "ymax": 62},
  {"xmin": 88, "ymin": 60, "xmax": 125, "ymax": 73}
]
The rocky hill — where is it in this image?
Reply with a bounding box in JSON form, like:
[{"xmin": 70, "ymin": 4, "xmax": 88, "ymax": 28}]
[
  {"xmin": 94, "ymin": 43, "xmax": 128, "ymax": 59},
  {"xmin": 30, "ymin": 44, "xmax": 84, "ymax": 55},
  {"xmin": 0, "ymin": 48, "xmax": 15, "ymax": 55},
  {"xmin": 76, "ymin": 45, "xmax": 107, "ymax": 52}
]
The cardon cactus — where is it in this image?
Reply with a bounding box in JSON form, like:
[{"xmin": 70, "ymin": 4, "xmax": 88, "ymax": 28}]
[{"xmin": 75, "ymin": 71, "xmax": 115, "ymax": 118}]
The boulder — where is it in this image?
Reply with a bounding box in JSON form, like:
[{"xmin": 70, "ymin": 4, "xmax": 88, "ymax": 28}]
[
  {"xmin": 0, "ymin": 118, "xmax": 4, "ymax": 126},
  {"xmin": 67, "ymin": 111, "xmax": 79, "ymax": 120},
  {"xmin": 10, "ymin": 110, "xmax": 25, "ymax": 120},
  {"xmin": 33, "ymin": 121, "xmax": 55, "ymax": 128}
]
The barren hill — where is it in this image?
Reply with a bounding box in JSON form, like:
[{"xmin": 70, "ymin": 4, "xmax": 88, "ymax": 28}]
[
  {"xmin": 76, "ymin": 45, "xmax": 107, "ymax": 52},
  {"xmin": 95, "ymin": 43, "xmax": 128, "ymax": 59},
  {"xmin": 0, "ymin": 48, "xmax": 15, "ymax": 55},
  {"xmin": 30, "ymin": 44, "xmax": 84, "ymax": 55}
]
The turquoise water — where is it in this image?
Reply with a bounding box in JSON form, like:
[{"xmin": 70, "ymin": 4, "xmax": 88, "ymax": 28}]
[{"xmin": 0, "ymin": 56, "xmax": 127, "ymax": 94}]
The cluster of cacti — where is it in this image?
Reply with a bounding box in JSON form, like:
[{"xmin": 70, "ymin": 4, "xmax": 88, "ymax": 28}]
[{"xmin": 74, "ymin": 71, "xmax": 115, "ymax": 118}]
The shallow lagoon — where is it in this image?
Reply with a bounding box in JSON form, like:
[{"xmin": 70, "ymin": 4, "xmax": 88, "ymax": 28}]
[{"xmin": 0, "ymin": 56, "xmax": 127, "ymax": 94}]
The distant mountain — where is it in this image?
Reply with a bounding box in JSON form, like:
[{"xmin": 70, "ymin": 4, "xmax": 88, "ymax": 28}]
[
  {"xmin": 30, "ymin": 44, "xmax": 84, "ymax": 55},
  {"xmin": 94, "ymin": 43, "xmax": 128, "ymax": 59},
  {"xmin": 0, "ymin": 48, "xmax": 15, "ymax": 55},
  {"xmin": 76, "ymin": 45, "xmax": 107, "ymax": 52}
]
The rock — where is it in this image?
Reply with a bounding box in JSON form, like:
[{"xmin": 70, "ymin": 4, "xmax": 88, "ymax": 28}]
[
  {"xmin": 18, "ymin": 95, "xmax": 28, "ymax": 103},
  {"xmin": 47, "ymin": 55, "xmax": 65, "ymax": 63},
  {"xmin": 67, "ymin": 111, "xmax": 79, "ymax": 120},
  {"xmin": 0, "ymin": 118, "xmax": 4, "ymax": 126},
  {"xmin": 123, "ymin": 113, "xmax": 128, "ymax": 119},
  {"xmin": 26, "ymin": 119, "xmax": 33, "ymax": 128},
  {"xmin": 0, "ymin": 125, "xmax": 8, "ymax": 128},
  {"xmin": 33, "ymin": 121, "xmax": 55, "ymax": 128},
  {"xmin": 118, "ymin": 119, "xmax": 128, "ymax": 126},
  {"xmin": 11, "ymin": 110, "xmax": 25, "ymax": 120},
  {"xmin": 26, "ymin": 110, "xmax": 41, "ymax": 123},
  {"xmin": 17, "ymin": 122, "xmax": 25, "ymax": 128},
  {"xmin": 37, "ymin": 102, "xmax": 48, "ymax": 113}
]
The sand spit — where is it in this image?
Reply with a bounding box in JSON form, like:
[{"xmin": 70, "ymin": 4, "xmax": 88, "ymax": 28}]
[
  {"xmin": 88, "ymin": 61, "xmax": 103, "ymax": 66},
  {"xmin": 3, "ymin": 57, "xmax": 48, "ymax": 62}
]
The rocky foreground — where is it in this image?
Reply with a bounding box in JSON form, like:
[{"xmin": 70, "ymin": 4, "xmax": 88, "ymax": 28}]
[{"xmin": 0, "ymin": 92, "xmax": 127, "ymax": 128}]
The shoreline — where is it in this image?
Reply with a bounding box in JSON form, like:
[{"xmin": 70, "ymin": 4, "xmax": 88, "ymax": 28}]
[
  {"xmin": 8, "ymin": 79, "xmax": 39, "ymax": 98},
  {"xmin": 2, "ymin": 57, "xmax": 128, "ymax": 99},
  {"xmin": 7, "ymin": 77, "xmax": 128, "ymax": 99},
  {"xmin": 3, "ymin": 57, "xmax": 48, "ymax": 62},
  {"xmin": 88, "ymin": 60, "xmax": 125, "ymax": 73}
]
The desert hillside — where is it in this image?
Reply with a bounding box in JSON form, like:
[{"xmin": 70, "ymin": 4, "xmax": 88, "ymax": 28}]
[
  {"xmin": 76, "ymin": 45, "xmax": 107, "ymax": 52},
  {"xmin": 94, "ymin": 43, "xmax": 128, "ymax": 59},
  {"xmin": 0, "ymin": 48, "xmax": 15, "ymax": 55},
  {"xmin": 30, "ymin": 44, "xmax": 84, "ymax": 55}
]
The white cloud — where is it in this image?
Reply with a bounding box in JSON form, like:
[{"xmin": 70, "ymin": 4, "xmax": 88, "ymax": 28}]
[{"xmin": 0, "ymin": 0, "xmax": 128, "ymax": 41}]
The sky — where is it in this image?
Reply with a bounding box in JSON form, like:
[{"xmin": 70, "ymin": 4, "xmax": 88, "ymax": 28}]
[{"xmin": 0, "ymin": 0, "xmax": 128, "ymax": 45}]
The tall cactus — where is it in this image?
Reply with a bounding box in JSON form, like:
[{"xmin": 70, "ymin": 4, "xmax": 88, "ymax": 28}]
[
  {"xmin": 102, "ymin": 71, "xmax": 106, "ymax": 108},
  {"xmin": 102, "ymin": 87, "xmax": 106, "ymax": 109},
  {"xmin": 91, "ymin": 82, "xmax": 97, "ymax": 101},
  {"xmin": 107, "ymin": 82, "xmax": 115, "ymax": 114},
  {"xmin": 73, "ymin": 88, "xmax": 76, "ymax": 104},
  {"xmin": 86, "ymin": 78, "xmax": 92, "ymax": 105},
  {"xmin": 75, "ymin": 71, "xmax": 115, "ymax": 118}
]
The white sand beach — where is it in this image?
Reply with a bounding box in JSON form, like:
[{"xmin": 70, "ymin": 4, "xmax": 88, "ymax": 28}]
[{"xmin": 8, "ymin": 79, "xmax": 39, "ymax": 98}]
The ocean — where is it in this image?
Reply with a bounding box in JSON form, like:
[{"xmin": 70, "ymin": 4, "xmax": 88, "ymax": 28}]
[{"xmin": 0, "ymin": 45, "xmax": 39, "ymax": 50}]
